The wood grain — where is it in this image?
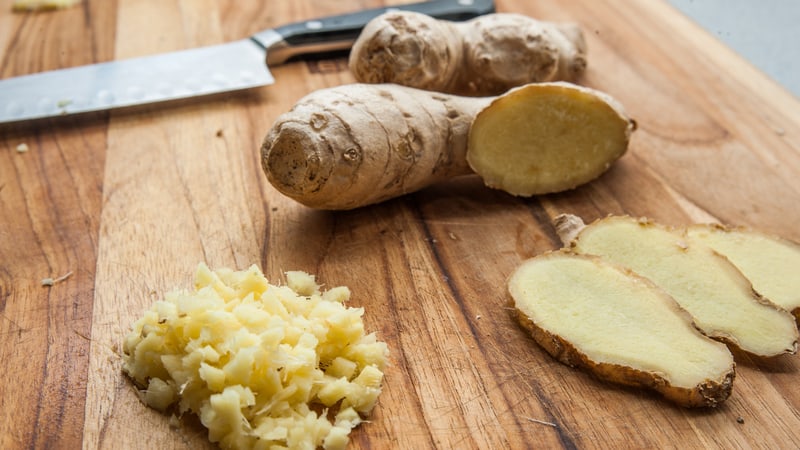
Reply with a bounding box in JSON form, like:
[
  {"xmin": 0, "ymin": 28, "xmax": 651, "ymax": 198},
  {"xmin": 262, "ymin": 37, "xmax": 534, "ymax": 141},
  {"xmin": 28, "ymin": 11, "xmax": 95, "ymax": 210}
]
[{"xmin": 1, "ymin": 0, "xmax": 799, "ymax": 449}]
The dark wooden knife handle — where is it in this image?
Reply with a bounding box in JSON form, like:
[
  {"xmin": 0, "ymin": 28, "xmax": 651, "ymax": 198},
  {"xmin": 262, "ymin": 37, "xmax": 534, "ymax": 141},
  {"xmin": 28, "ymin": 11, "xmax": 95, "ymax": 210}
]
[{"xmin": 252, "ymin": 0, "xmax": 495, "ymax": 65}]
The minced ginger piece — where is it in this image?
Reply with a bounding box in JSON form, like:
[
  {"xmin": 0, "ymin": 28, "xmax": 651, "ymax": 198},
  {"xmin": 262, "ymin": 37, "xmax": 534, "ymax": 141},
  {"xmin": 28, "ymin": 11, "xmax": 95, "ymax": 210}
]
[{"xmin": 122, "ymin": 263, "xmax": 389, "ymax": 450}]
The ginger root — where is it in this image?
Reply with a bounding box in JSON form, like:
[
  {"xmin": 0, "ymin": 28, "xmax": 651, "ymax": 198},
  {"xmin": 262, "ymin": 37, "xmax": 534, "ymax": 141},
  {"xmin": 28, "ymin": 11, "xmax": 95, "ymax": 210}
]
[
  {"xmin": 261, "ymin": 82, "xmax": 633, "ymax": 210},
  {"xmin": 509, "ymin": 251, "xmax": 735, "ymax": 408},
  {"xmin": 348, "ymin": 11, "xmax": 587, "ymax": 96}
]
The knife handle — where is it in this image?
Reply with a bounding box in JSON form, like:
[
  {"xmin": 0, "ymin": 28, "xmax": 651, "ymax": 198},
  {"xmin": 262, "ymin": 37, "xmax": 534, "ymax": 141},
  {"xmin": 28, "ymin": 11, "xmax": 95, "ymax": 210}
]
[{"xmin": 252, "ymin": 0, "xmax": 495, "ymax": 66}]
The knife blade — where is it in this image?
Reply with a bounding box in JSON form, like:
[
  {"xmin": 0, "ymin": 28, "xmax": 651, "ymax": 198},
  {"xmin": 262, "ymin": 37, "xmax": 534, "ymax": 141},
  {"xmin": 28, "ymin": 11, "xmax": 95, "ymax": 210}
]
[{"xmin": 0, "ymin": 0, "xmax": 494, "ymax": 124}]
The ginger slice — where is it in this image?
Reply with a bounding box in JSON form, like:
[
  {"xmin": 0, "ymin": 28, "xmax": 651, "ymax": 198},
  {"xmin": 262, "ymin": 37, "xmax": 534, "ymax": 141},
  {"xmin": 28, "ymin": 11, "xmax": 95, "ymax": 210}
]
[
  {"xmin": 569, "ymin": 216, "xmax": 798, "ymax": 357},
  {"xmin": 467, "ymin": 82, "xmax": 634, "ymax": 197},
  {"xmin": 687, "ymin": 224, "xmax": 800, "ymax": 325},
  {"xmin": 509, "ymin": 251, "xmax": 735, "ymax": 408}
]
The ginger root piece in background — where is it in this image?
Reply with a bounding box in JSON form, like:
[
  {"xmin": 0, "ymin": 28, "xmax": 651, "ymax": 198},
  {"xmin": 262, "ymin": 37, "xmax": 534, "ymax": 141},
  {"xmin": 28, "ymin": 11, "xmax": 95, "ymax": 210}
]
[
  {"xmin": 509, "ymin": 251, "xmax": 735, "ymax": 408},
  {"xmin": 261, "ymin": 82, "xmax": 633, "ymax": 210},
  {"xmin": 564, "ymin": 215, "xmax": 798, "ymax": 358},
  {"xmin": 349, "ymin": 11, "xmax": 587, "ymax": 96}
]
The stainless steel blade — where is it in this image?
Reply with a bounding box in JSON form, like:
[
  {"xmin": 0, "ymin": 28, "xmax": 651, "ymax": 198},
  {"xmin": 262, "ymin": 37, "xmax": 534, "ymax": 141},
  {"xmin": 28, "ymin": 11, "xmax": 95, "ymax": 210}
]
[
  {"xmin": 0, "ymin": 0, "xmax": 495, "ymax": 124},
  {"xmin": 0, "ymin": 39, "xmax": 272, "ymax": 123}
]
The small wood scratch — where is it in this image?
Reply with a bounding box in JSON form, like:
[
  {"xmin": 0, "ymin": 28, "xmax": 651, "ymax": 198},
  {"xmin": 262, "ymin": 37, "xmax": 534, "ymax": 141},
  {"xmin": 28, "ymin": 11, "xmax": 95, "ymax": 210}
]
[
  {"xmin": 524, "ymin": 416, "xmax": 558, "ymax": 428},
  {"xmin": 74, "ymin": 330, "xmax": 91, "ymax": 341}
]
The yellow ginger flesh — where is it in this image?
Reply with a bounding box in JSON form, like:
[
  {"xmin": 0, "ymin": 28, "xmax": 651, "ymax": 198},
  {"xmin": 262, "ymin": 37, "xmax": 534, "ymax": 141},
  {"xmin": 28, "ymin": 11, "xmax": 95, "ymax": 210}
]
[
  {"xmin": 509, "ymin": 252, "xmax": 734, "ymax": 407},
  {"xmin": 570, "ymin": 216, "xmax": 798, "ymax": 357},
  {"xmin": 687, "ymin": 224, "xmax": 800, "ymax": 323}
]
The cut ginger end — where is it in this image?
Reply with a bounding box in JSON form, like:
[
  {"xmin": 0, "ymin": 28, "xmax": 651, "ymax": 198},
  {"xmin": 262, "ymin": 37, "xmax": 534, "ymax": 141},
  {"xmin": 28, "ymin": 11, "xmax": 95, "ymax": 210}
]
[
  {"xmin": 467, "ymin": 82, "xmax": 634, "ymax": 197},
  {"xmin": 508, "ymin": 251, "xmax": 735, "ymax": 408}
]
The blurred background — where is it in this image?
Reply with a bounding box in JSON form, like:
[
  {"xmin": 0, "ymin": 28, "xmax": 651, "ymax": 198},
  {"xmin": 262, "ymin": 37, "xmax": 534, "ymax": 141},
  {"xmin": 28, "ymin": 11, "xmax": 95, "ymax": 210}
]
[{"xmin": 668, "ymin": 0, "xmax": 800, "ymax": 97}]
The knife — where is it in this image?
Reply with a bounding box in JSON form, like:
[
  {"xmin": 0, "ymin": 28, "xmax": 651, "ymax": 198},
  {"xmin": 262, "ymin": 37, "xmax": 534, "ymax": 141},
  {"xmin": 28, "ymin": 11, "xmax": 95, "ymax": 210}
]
[{"xmin": 0, "ymin": 0, "xmax": 494, "ymax": 124}]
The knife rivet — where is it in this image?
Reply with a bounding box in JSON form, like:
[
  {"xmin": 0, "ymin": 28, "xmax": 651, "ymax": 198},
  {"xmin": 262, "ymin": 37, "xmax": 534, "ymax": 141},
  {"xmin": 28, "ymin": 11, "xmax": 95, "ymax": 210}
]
[{"xmin": 305, "ymin": 20, "xmax": 323, "ymax": 30}]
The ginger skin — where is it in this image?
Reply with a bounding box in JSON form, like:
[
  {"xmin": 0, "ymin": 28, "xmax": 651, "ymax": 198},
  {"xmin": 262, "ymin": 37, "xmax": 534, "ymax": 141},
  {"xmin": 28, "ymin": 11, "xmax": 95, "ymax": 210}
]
[
  {"xmin": 261, "ymin": 82, "xmax": 633, "ymax": 210},
  {"xmin": 348, "ymin": 11, "xmax": 587, "ymax": 96},
  {"xmin": 261, "ymin": 84, "xmax": 489, "ymax": 210},
  {"xmin": 553, "ymin": 213, "xmax": 587, "ymax": 245}
]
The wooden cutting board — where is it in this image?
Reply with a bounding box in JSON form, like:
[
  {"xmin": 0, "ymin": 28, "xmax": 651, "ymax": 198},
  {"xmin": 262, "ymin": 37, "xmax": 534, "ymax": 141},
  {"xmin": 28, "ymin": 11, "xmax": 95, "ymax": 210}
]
[{"xmin": 1, "ymin": 0, "xmax": 799, "ymax": 448}]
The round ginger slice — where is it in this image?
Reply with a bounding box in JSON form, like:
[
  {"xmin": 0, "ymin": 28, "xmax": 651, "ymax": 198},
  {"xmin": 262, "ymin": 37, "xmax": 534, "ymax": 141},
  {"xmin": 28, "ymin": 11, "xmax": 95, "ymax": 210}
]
[
  {"xmin": 467, "ymin": 82, "xmax": 634, "ymax": 196},
  {"xmin": 509, "ymin": 251, "xmax": 735, "ymax": 408}
]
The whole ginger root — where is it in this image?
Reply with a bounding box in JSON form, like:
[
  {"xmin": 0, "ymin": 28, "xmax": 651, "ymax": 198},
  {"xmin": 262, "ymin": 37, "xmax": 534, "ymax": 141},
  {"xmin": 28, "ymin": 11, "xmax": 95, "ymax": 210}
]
[
  {"xmin": 348, "ymin": 11, "xmax": 587, "ymax": 96},
  {"xmin": 261, "ymin": 82, "xmax": 633, "ymax": 210}
]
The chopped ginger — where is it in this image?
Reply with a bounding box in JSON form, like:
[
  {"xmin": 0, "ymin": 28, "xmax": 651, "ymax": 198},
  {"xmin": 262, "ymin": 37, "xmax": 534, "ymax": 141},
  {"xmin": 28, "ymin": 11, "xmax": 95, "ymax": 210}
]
[{"xmin": 122, "ymin": 263, "xmax": 388, "ymax": 450}]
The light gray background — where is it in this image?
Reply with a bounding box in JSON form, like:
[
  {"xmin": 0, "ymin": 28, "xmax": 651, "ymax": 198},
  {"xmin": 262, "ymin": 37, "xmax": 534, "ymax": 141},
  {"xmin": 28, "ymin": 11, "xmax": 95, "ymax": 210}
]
[{"xmin": 667, "ymin": 0, "xmax": 800, "ymax": 98}]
